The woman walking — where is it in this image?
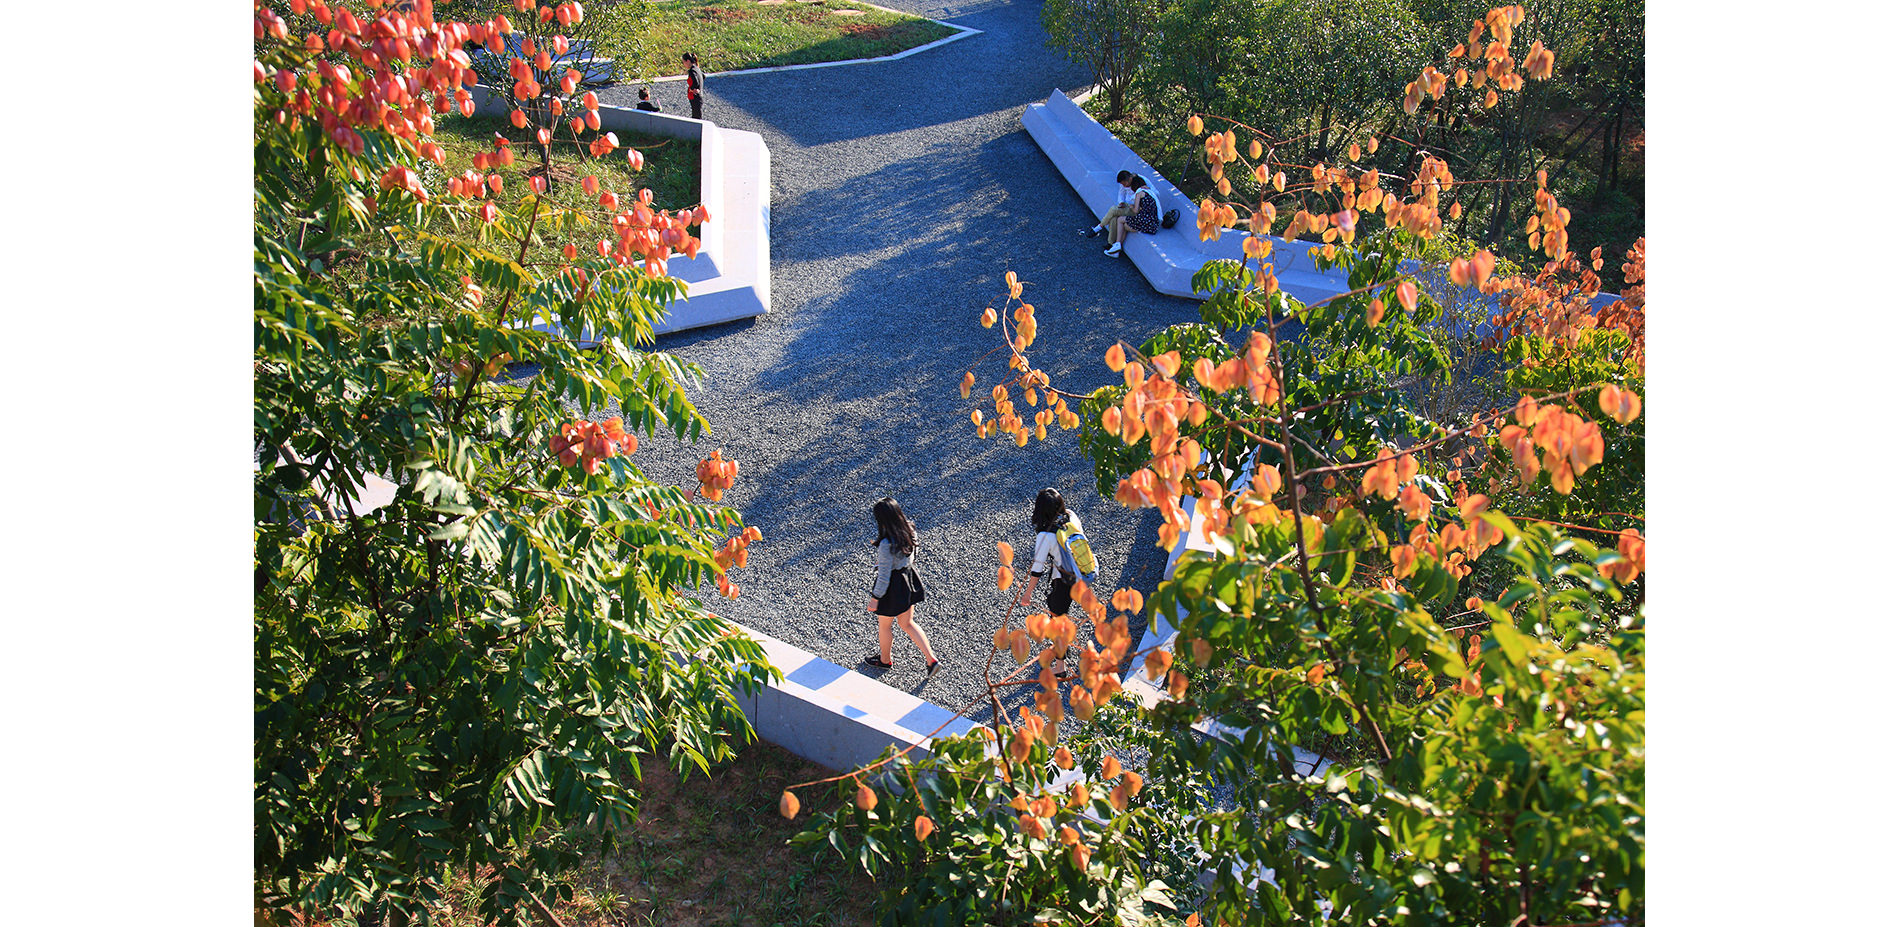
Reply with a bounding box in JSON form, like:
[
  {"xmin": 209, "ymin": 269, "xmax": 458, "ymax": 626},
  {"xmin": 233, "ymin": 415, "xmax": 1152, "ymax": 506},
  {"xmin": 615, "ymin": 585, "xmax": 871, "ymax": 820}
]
[
  {"xmin": 864, "ymin": 497, "xmax": 940, "ymax": 673},
  {"xmin": 1014, "ymin": 488, "xmax": 1098, "ymax": 678}
]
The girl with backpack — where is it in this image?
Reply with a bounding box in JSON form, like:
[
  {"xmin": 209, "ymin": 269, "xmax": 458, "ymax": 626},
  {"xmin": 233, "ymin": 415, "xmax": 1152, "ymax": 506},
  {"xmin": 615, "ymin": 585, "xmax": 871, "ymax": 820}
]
[
  {"xmin": 864, "ymin": 497, "xmax": 941, "ymax": 673},
  {"xmin": 1014, "ymin": 488, "xmax": 1098, "ymax": 678}
]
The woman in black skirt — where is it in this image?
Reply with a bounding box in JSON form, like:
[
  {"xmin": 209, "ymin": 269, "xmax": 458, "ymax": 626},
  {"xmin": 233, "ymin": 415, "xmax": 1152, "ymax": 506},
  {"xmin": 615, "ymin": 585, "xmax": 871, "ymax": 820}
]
[
  {"xmin": 1102, "ymin": 175, "xmax": 1159, "ymax": 258},
  {"xmin": 865, "ymin": 497, "xmax": 940, "ymax": 672}
]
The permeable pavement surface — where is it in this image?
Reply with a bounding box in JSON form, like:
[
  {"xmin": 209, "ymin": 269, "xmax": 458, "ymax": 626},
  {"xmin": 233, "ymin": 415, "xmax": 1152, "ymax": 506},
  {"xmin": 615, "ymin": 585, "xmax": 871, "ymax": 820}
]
[{"xmin": 598, "ymin": 0, "xmax": 1204, "ymax": 725}]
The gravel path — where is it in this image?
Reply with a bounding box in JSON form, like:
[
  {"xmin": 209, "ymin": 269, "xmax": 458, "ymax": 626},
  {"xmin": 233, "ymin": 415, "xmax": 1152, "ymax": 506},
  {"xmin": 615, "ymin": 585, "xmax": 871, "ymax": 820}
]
[{"xmin": 596, "ymin": 0, "xmax": 1203, "ymax": 726}]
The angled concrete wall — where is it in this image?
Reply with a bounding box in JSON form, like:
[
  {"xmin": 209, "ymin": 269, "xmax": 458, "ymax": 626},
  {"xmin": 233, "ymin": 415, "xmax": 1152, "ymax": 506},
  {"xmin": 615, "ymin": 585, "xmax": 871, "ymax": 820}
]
[
  {"xmin": 468, "ymin": 85, "xmax": 770, "ymax": 336},
  {"xmin": 732, "ymin": 624, "xmax": 979, "ymax": 772}
]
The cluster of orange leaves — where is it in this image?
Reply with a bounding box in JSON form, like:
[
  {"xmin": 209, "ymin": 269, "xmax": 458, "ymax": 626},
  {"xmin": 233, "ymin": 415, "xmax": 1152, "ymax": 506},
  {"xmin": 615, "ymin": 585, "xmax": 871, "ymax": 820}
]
[
  {"xmin": 490, "ymin": 1, "xmax": 591, "ymax": 102},
  {"xmin": 452, "ymin": 87, "xmax": 705, "ymax": 278},
  {"xmin": 967, "ymin": 274, "xmax": 1083, "ymax": 447},
  {"xmin": 712, "ymin": 526, "xmax": 763, "ymax": 599},
  {"xmin": 994, "ymin": 542, "xmax": 1151, "ymax": 719},
  {"xmin": 549, "ymin": 416, "xmax": 637, "ymax": 473},
  {"xmin": 1361, "ymin": 448, "xmax": 1421, "ymax": 503},
  {"xmin": 255, "ymin": 1, "xmax": 706, "ymax": 280},
  {"xmin": 1183, "ymin": 115, "xmax": 1466, "ymax": 295},
  {"xmin": 1493, "ymin": 392, "xmax": 1624, "ymax": 494},
  {"xmin": 1389, "ymin": 494, "xmax": 1504, "ymax": 583},
  {"xmin": 695, "ymin": 450, "xmax": 739, "ymax": 502},
  {"xmin": 1524, "ymin": 169, "xmax": 1573, "ymax": 258},
  {"xmin": 1405, "ymin": 6, "xmax": 1551, "ymax": 114},
  {"xmin": 254, "ymin": 0, "xmax": 484, "ymax": 156},
  {"xmin": 1100, "ymin": 336, "xmax": 1289, "ymax": 551},
  {"xmin": 1599, "ymin": 238, "xmax": 1646, "ymax": 370},
  {"xmin": 1605, "ymin": 528, "xmax": 1645, "ymax": 584},
  {"xmin": 1013, "ymin": 753, "xmax": 1143, "ymax": 869},
  {"xmin": 1480, "ymin": 238, "xmax": 1646, "ymax": 377}
]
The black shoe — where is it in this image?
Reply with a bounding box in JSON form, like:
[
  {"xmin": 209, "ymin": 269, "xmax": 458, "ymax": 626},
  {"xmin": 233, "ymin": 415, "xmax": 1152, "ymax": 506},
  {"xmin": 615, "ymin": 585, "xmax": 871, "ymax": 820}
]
[
  {"xmin": 1079, "ymin": 227, "xmax": 1102, "ymax": 239},
  {"xmin": 864, "ymin": 654, "xmax": 893, "ymax": 669},
  {"xmin": 926, "ymin": 659, "xmax": 941, "ymax": 675}
]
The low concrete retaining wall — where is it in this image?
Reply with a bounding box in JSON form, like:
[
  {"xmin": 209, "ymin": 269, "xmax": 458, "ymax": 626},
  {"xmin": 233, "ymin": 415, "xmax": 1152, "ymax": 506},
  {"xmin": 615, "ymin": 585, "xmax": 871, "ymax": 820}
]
[
  {"xmin": 468, "ymin": 85, "xmax": 771, "ymax": 336},
  {"xmin": 731, "ymin": 623, "xmax": 979, "ymax": 771}
]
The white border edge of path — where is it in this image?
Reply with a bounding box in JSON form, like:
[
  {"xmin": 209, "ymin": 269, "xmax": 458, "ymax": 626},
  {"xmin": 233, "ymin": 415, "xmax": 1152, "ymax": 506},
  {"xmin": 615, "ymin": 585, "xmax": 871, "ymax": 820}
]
[{"xmin": 644, "ymin": 11, "xmax": 981, "ymax": 83}]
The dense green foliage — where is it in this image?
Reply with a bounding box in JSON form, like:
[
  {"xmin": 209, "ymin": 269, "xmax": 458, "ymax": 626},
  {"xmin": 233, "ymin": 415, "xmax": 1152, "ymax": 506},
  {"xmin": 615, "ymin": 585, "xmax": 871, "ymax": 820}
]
[
  {"xmin": 1041, "ymin": 0, "xmax": 1162, "ymax": 120},
  {"xmin": 799, "ymin": 82, "xmax": 1645, "ymax": 923},
  {"xmin": 252, "ymin": 8, "xmax": 773, "ymax": 925},
  {"xmin": 1065, "ymin": 0, "xmax": 1644, "ymax": 287},
  {"xmin": 794, "ymin": 733, "xmax": 1176, "ymax": 926},
  {"xmin": 1147, "ymin": 0, "xmax": 1433, "ymax": 160}
]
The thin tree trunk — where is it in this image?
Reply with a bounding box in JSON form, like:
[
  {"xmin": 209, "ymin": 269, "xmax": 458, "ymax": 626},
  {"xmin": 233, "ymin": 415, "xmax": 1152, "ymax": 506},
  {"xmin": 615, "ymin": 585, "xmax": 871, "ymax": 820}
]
[
  {"xmin": 1596, "ymin": 106, "xmax": 1619, "ymax": 198},
  {"xmin": 1608, "ymin": 105, "xmax": 1625, "ymax": 193},
  {"xmin": 1315, "ymin": 99, "xmax": 1332, "ymax": 161},
  {"xmin": 1484, "ymin": 135, "xmax": 1515, "ymax": 246}
]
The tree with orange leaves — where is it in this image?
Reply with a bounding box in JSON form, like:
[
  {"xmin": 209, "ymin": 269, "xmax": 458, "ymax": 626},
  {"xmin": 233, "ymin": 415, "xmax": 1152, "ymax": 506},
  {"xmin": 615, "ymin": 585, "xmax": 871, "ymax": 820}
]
[
  {"xmin": 253, "ymin": 3, "xmax": 768, "ymax": 924},
  {"xmin": 788, "ymin": 8, "xmax": 1643, "ymax": 925}
]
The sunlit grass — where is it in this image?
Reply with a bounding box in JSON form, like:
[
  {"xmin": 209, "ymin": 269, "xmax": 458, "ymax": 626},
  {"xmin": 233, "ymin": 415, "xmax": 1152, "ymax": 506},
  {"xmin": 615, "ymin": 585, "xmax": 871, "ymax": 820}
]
[{"xmin": 633, "ymin": 0, "xmax": 956, "ymax": 77}]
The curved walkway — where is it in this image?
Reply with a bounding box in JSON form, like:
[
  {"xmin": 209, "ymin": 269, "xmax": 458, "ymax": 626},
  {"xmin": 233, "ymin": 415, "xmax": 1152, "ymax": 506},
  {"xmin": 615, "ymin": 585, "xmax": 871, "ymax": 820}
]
[{"xmin": 598, "ymin": 0, "xmax": 1200, "ymax": 724}]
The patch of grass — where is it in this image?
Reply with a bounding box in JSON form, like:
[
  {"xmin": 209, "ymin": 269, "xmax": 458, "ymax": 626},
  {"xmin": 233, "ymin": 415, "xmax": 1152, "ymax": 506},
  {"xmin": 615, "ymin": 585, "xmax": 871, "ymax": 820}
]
[
  {"xmin": 636, "ymin": 0, "xmax": 957, "ymax": 76},
  {"xmin": 433, "ymin": 738, "xmax": 878, "ymax": 927},
  {"xmin": 418, "ymin": 114, "xmax": 700, "ymax": 273},
  {"xmin": 1082, "ymin": 96, "xmax": 1217, "ymax": 201}
]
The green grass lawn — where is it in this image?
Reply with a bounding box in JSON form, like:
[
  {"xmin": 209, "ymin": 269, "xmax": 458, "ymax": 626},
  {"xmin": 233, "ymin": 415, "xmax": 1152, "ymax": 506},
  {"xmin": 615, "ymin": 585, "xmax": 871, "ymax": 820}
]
[
  {"xmin": 419, "ymin": 114, "xmax": 701, "ymax": 275},
  {"xmin": 432, "ymin": 738, "xmax": 878, "ymax": 927},
  {"xmin": 635, "ymin": 0, "xmax": 957, "ymax": 76}
]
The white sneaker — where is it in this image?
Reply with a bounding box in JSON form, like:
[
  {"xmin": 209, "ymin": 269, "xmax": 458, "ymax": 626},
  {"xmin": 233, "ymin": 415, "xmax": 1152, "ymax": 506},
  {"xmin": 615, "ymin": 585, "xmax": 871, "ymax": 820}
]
[{"xmin": 1103, "ymin": 244, "xmax": 1122, "ymax": 257}]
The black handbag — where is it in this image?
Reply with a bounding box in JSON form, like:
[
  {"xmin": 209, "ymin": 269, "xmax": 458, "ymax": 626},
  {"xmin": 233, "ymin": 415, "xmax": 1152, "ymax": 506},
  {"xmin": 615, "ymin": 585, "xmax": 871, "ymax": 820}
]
[{"xmin": 902, "ymin": 566, "xmax": 927, "ymax": 603}]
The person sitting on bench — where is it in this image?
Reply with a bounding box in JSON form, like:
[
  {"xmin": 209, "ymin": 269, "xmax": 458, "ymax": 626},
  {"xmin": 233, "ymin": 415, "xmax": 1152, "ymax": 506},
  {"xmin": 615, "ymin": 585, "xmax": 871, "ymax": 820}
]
[
  {"xmin": 1102, "ymin": 175, "xmax": 1158, "ymax": 258},
  {"xmin": 635, "ymin": 87, "xmax": 660, "ymax": 112},
  {"xmin": 1079, "ymin": 170, "xmax": 1137, "ymax": 239}
]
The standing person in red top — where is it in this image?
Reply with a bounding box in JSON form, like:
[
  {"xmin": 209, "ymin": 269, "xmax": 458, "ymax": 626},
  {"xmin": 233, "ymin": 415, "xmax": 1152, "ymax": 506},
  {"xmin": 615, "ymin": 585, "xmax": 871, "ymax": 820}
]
[{"xmin": 682, "ymin": 51, "xmax": 705, "ymax": 120}]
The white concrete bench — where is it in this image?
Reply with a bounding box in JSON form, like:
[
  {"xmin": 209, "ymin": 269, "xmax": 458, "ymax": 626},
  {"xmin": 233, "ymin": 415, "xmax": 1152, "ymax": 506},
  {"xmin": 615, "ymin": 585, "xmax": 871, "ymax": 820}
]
[
  {"xmin": 1021, "ymin": 89, "xmax": 1344, "ymax": 303},
  {"xmin": 470, "ymin": 85, "xmax": 771, "ymax": 339},
  {"xmin": 1024, "ymin": 90, "xmax": 1630, "ymax": 325}
]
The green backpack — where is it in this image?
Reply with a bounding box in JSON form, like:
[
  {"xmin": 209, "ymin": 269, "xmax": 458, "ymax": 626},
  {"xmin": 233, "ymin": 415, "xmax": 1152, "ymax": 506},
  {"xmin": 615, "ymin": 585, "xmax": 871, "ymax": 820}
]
[{"xmin": 1055, "ymin": 518, "xmax": 1098, "ymax": 584}]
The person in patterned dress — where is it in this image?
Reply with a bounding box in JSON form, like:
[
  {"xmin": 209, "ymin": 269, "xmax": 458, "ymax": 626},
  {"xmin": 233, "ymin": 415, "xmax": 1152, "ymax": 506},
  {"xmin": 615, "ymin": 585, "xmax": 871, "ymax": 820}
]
[{"xmin": 1103, "ymin": 175, "xmax": 1158, "ymax": 257}]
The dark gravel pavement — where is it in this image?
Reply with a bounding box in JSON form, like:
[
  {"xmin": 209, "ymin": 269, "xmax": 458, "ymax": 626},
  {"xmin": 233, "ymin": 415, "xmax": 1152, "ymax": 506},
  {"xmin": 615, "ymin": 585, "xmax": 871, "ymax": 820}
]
[{"xmin": 596, "ymin": 0, "xmax": 1204, "ymax": 725}]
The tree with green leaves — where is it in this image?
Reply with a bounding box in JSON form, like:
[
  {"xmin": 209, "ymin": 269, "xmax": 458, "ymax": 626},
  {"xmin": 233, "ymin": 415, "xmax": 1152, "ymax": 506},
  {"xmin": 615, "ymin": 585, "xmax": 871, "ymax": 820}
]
[
  {"xmin": 789, "ymin": 8, "xmax": 1644, "ymax": 924},
  {"xmin": 1132, "ymin": 0, "xmax": 1432, "ymax": 161},
  {"xmin": 253, "ymin": 3, "xmax": 769, "ymax": 924},
  {"xmin": 1041, "ymin": 0, "xmax": 1163, "ymax": 121},
  {"xmin": 1400, "ymin": 0, "xmax": 1644, "ymax": 254}
]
